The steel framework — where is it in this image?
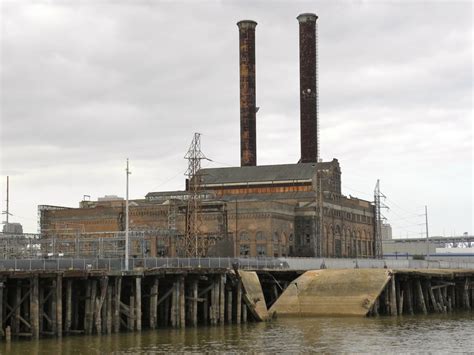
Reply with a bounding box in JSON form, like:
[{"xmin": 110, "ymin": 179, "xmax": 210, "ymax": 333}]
[
  {"xmin": 374, "ymin": 179, "xmax": 388, "ymax": 258},
  {"xmin": 183, "ymin": 133, "xmax": 208, "ymax": 257}
]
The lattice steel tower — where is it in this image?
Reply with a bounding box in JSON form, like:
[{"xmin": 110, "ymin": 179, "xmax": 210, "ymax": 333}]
[
  {"xmin": 374, "ymin": 179, "xmax": 388, "ymax": 259},
  {"xmin": 183, "ymin": 133, "xmax": 208, "ymax": 257}
]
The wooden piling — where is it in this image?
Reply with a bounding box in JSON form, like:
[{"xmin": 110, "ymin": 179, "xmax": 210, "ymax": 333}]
[
  {"xmin": 463, "ymin": 278, "xmax": 471, "ymax": 310},
  {"xmin": 65, "ymin": 280, "xmax": 72, "ymax": 334},
  {"xmin": 372, "ymin": 298, "xmax": 379, "ymax": 316},
  {"xmin": 242, "ymin": 302, "xmax": 247, "ymax": 323},
  {"xmin": 191, "ymin": 279, "xmax": 198, "ymax": 327},
  {"xmin": 14, "ymin": 283, "xmax": 21, "ymax": 335},
  {"xmin": 149, "ymin": 277, "xmax": 159, "ymax": 329},
  {"xmin": 405, "ymin": 280, "xmax": 414, "ymax": 315},
  {"xmin": 227, "ymin": 289, "xmax": 233, "ymax": 324},
  {"xmin": 114, "ymin": 277, "xmax": 122, "ymax": 333},
  {"xmin": 164, "ymin": 296, "xmax": 170, "ymax": 326},
  {"xmin": 179, "ymin": 276, "xmax": 185, "ymax": 328},
  {"xmin": 38, "ymin": 284, "xmax": 44, "ymax": 335},
  {"xmin": 390, "ymin": 276, "xmax": 397, "ymax": 316},
  {"xmin": 415, "ymin": 279, "xmax": 427, "ymax": 315},
  {"xmin": 128, "ymin": 294, "xmax": 135, "ymax": 331},
  {"xmin": 395, "ymin": 278, "xmax": 402, "ymax": 315},
  {"xmin": 236, "ymin": 280, "xmax": 242, "ymax": 324},
  {"xmin": 135, "ymin": 277, "xmax": 142, "ymax": 331},
  {"xmin": 219, "ymin": 275, "xmax": 225, "ymax": 325},
  {"xmin": 171, "ymin": 281, "xmax": 177, "ymax": 328},
  {"xmin": 51, "ymin": 279, "xmax": 57, "ymax": 336},
  {"xmin": 95, "ymin": 277, "xmax": 108, "ymax": 334},
  {"xmin": 437, "ymin": 288, "xmax": 446, "ymax": 313},
  {"xmin": 106, "ymin": 285, "xmax": 112, "ymax": 334},
  {"xmin": 30, "ymin": 276, "xmax": 39, "ymax": 339},
  {"xmin": 88, "ymin": 279, "xmax": 97, "ymax": 334},
  {"xmin": 56, "ymin": 275, "xmax": 63, "ymax": 337},
  {"xmin": 427, "ymin": 281, "xmax": 441, "ymax": 313},
  {"xmin": 202, "ymin": 293, "xmax": 208, "ymax": 325}
]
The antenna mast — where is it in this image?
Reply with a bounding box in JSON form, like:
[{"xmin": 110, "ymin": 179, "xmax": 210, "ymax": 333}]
[{"xmin": 184, "ymin": 133, "xmax": 207, "ymax": 257}]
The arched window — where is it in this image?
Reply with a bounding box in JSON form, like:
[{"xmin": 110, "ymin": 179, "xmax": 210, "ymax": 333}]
[
  {"xmin": 273, "ymin": 232, "xmax": 279, "ymax": 242},
  {"xmin": 239, "ymin": 231, "xmax": 250, "ymax": 242},
  {"xmin": 256, "ymin": 231, "xmax": 266, "ymax": 242}
]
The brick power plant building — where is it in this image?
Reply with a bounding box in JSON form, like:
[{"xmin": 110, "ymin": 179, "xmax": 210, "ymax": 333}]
[{"xmin": 40, "ymin": 14, "xmax": 377, "ymax": 259}]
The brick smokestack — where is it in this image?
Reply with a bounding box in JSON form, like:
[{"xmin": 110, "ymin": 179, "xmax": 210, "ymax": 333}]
[
  {"xmin": 237, "ymin": 20, "xmax": 257, "ymax": 167},
  {"xmin": 297, "ymin": 13, "xmax": 318, "ymax": 163}
]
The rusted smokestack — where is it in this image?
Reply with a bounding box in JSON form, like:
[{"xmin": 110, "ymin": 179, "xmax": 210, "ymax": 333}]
[
  {"xmin": 237, "ymin": 20, "xmax": 257, "ymax": 167},
  {"xmin": 297, "ymin": 13, "xmax": 318, "ymax": 163}
]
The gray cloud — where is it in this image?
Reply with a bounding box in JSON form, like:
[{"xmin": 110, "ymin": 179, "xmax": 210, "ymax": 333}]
[{"xmin": 0, "ymin": 0, "xmax": 472, "ymax": 237}]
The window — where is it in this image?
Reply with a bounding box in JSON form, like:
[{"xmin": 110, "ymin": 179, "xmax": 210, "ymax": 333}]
[
  {"xmin": 240, "ymin": 244, "xmax": 250, "ymax": 256},
  {"xmin": 273, "ymin": 232, "xmax": 279, "ymax": 242},
  {"xmin": 256, "ymin": 231, "xmax": 266, "ymax": 242},
  {"xmin": 239, "ymin": 231, "xmax": 250, "ymax": 241},
  {"xmin": 256, "ymin": 245, "xmax": 266, "ymax": 256}
]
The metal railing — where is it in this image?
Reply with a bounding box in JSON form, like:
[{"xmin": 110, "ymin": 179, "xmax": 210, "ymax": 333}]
[
  {"xmin": 1, "ymin": 256, "xmax": 472, "ymax": 272},
  {"xmin": 0, "ymin": 257, "xmax": 289, "ymax": 272}
]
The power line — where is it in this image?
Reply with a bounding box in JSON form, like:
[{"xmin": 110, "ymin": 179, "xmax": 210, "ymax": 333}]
[{"xmin": 384, "ymin": 196, "xmax": 425, "ymax": 216}]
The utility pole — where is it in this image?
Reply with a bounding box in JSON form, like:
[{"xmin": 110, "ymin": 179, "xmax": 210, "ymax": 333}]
[
  {"xmin": 125, "ymin": 159, "xmax": 131, "ymax": 271},
  {"xmin": 425, "ymin": 205, "xmax": 429, "ymax": 261}
]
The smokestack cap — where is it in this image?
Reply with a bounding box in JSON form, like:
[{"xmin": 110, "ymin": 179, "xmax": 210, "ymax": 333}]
[
  {"xmin": 237, "ymin": 20, "xmax": 257, "ymax": 29},
  {"xmin": 297, "ymin": 13, "xmax": 318, "ymax": 22}
]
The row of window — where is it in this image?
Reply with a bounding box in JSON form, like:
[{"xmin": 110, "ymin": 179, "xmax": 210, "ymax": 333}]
[
  {"xmin": 325, "ymin": 209, "xmax": 373, "ymax": 224},
  {"xmin": 238, "ymin": 231, "xmax": 292, "ymax": 244},
  {"xmin": 239, "ymin": 244, "xmax": 282, "ymax": 257}
]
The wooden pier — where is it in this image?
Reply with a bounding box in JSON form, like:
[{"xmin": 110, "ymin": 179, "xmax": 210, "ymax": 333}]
[
  {"xmin": 0, "ymin": 267, "xmax": 472, "ymax": 340},
  {"xmin": 368, "ymin": 269, "xmax": 474, "ymax": 317},
  {"xmin": 0, "ymin": 268, "xmax": 255, "ymax": 340}
]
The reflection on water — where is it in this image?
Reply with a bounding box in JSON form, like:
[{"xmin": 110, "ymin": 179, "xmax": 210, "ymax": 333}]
[{"xmin": 2, "ymin": 313, "xmax": 473, "ymax": 354}]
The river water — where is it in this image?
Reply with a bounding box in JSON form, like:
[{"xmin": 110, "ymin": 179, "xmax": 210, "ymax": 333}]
[{"xmin": 1, "ymin": 313, "xmax": 473, "ymax": 354}]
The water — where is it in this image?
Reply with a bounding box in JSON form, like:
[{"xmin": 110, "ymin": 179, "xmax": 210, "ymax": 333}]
[{"xmin": 2, "ymin": 314, "xmax": 473, "ymax": 354}]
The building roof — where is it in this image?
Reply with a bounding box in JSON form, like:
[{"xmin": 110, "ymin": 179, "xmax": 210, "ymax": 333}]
[{"xmin": 199, "ymin": 161, "xmax": 338, "ymax": 186}]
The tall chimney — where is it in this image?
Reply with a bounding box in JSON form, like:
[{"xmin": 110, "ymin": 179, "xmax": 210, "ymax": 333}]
[
  {"xmin": 237, "ymin": 20, "xmax": 257, "ymax": 167},
  {"xmin": 297, "ymin": 13, "xmax": 318, "ymax": 163}
]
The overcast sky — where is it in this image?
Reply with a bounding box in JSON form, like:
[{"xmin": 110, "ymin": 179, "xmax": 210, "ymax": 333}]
[{"xmin": 0, "ymin": 0, "xmax": 472, "ymax": 238}]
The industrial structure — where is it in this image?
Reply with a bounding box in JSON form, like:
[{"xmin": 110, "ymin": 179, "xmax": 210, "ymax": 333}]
[
  {"xmin": 383, "ymin": 235, "xmax": 474, "ymax": 262},
  {"xmin": 38, "ymin": 14, "xmax": 378, "ymax": 259}
]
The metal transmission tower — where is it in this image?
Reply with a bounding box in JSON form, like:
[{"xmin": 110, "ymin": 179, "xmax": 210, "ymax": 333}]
[
  {"xmin": 374, "ymin": 179, "xmax": 389, "ymax": 258},
  {"xmin": 2, "ymin": 176, "xmax": 12, "ymax": 226},
  {"xmin": 183, "ymin": 133, "xmax": 208, "ymax": 257}
]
